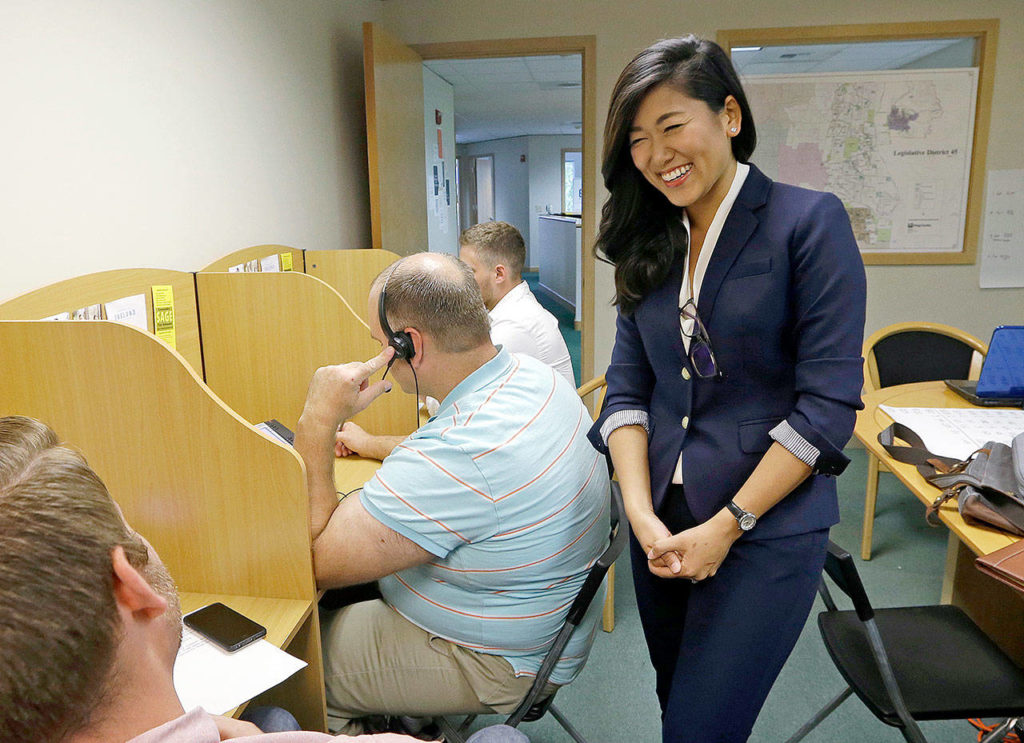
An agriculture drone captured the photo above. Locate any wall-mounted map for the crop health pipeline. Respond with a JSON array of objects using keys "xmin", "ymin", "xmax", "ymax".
[{"xmin": 744, "ymin": 68, "xmax": 978, "ymax": 253}]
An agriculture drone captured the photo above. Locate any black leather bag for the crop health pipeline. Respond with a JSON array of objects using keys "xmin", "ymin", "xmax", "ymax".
[{"xmin": 877, "ymin": 423, "xmax": 1024, "ymax": 536}]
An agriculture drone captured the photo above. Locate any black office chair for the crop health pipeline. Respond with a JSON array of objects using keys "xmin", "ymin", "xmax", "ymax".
[
  {"xmin": 785, "ymin": 541, "xmax": 1024, "ymax": 743},
  {"xmin": 436, "ymin": 481, "xmax": 628, "ymax": 743},
  {"xmin": 860, "ymin": 321, "xmax": 987, "ymax": 560}
]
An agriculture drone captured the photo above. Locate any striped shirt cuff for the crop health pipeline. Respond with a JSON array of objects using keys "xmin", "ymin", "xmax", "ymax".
[
  {"xmin": 600, "ymin": 409, "xmax": 650, "ymax": 445},
  {"xmin": 769, "ymin": 420, "xmax": 821, "ymax": 469}
]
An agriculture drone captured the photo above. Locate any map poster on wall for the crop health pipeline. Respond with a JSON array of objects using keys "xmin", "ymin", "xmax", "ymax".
[{"xmin": 743, "ymin": 68, "xmax": 978, "ymax": 254}]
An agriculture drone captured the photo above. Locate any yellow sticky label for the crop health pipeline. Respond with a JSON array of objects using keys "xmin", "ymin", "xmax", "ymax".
[
  {"xmin": 281, "ymin": 252, "xmax": 294, "ymax": 271},
  {"xmin": 151, "ymin": 285, "xmax": 176, "ymax": 349}
]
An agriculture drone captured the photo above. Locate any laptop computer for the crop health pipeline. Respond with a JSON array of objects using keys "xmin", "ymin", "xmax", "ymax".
[{"xmin": 945, "ymin": 325, "xmax": 1024, "ymax": 407}]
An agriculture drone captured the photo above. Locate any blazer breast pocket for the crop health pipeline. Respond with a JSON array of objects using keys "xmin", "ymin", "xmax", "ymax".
[{"xmin": 726, "ymin": 258, "xmax": 772, "ymax": 281}]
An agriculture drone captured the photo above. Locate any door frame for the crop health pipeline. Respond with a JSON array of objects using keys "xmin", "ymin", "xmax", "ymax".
[{"xmin": 411, "ymin": 36, "xmax": 597, "ymax": 383}]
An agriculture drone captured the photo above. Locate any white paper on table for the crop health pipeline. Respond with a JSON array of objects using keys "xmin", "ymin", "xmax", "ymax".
[
  {"xmin": 103, "ymin": 293, "xmax": 148, "ymax": 330},
  {"xmin": 41, "ymin": 311, "xmax": 70, "ymax": 321},
  {"xmin": 979, "ymin": 169, "xmax": 1024, "ymax": 289},
  {"xmin": 880, "ymin": 405, "xmax": 1024, "ymax": 460},
  {"xmin": 173, "ymin": 626, "xmax": 307, "ymax": 715},
  {"xmin": 260, "ymin": 254, "xmax": 281, "ymax": 273}
]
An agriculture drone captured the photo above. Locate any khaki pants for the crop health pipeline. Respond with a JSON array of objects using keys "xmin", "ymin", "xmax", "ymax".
[{"xmin": 321, "ymin": 600, "xmax": 556, "ymax": 735}]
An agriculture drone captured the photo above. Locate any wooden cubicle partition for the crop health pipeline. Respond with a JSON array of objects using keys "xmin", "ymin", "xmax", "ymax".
[
  {"xmin": 305, "ymin": 248, "xmax": 401, "ymax": 325},
  {"xmin": 201, "ymin": 244, "xmax": 306, "ymax": 273},
  {"xmin": 0, "ymin": 320, "xmax": 326, "ymax": 729},
  {"xmin": 0, "ymin": 269, "xmax": 204, "ymax": 375},
  {"xmin": 196, "ymin": 271, "xmax": 419, "ymax": 438}
]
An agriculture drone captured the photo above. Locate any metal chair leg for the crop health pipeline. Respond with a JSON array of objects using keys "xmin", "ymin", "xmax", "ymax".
[
  {"xmin": 548, "ymin": 703, "xmax": 589, "ymax": 743},
  {"xmin": 861, "ymin": 453, "xmax": 881, "ymax": 560},
  {"xmin": 978, "ymin": 718, "xmax": 1019, "ymax": 743},
  {"xmin": 783, "ymin": 687, "xmax": 853, "ymax": 743},
  {"xmin": 435, "ymin": 715, "xmax": 475, "ymax": 743}
]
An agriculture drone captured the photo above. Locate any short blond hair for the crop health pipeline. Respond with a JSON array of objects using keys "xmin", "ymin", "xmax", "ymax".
[
  {"xmin": 459, "ymin": 221, "xmax": 526, "ymax": 278},
  {"xmin": 0, "ymin": 416, "xmax": 150, "ymax": 743}
]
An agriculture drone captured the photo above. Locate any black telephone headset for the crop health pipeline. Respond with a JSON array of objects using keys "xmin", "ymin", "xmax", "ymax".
[{"xmin": 378, "ymin": 260, "xmax": 415, "ymax": 376}]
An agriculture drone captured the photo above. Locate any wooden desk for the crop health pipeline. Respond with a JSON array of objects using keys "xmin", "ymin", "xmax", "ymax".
[
  {"xmin": 179, "ymin": 594, "xmax": 316, "ymax": 719},
  {"xmin": 0, "ymin": 320, "xmax": 327, "ymax": 730},
  {"xmin": 856, "ymin": 381, "xmax": 1024, "ymax": 663}
]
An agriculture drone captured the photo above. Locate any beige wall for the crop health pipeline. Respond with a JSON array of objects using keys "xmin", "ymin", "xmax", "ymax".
[
  {"xmin": 1, "ymin": 0, "xmax": 382, "ymax": 302},
  {"xmin": 3, "ymin": 1, "xmax": 1019, "ymax": 374},
  {"xmin": 380, "ymin": 0, "xmax": 1024, "ymax": 372}
]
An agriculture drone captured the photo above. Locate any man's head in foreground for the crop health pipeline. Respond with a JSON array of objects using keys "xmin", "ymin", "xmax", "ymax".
[
  {"xmin": 0, "ymin": 415, "xmax": 182, "ymax": 743},
  {"xmin": 458, "ymin": 222, "xmax": 526, "ymax": 310}
]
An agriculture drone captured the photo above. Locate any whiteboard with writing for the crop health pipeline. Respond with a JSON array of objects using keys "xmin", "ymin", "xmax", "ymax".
[{"xmin": 980, "ymin": 169, "xmax": 1024, "ymax": 288}]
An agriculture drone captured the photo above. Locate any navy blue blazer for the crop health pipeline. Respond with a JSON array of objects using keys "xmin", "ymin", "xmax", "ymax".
[{"xmin": 589, "ymin": 165, "xmax": 867, "ymax": 540}]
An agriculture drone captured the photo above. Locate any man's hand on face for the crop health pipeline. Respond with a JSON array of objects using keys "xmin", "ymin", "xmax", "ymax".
[{"xmin": 299, "ymin": 346, "xmax": 395, "ymax": 434}]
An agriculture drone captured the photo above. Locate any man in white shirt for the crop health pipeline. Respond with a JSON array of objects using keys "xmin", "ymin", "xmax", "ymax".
[{"xmin": 459, "ymin": 222, "xmax": 575, "ymax": 386}]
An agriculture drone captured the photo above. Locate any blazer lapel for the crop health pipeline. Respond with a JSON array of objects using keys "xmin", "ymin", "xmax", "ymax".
[
  {"xmin": 697, "ymin": 165, "xmax": 771, "ymax": 324},
  {"xmin": 641, "ymin": 252, "xmax": 687, "ymax": 364}
]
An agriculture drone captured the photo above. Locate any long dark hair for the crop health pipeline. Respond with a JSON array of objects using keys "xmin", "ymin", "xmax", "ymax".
[{"xmin": 596, "ymin": 36, "xmax": 756, "ymax": 314}]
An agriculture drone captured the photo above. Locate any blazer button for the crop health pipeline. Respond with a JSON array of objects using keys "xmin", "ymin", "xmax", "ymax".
[
  {"xmin": 681, "ymin": 416, "xmax": 689, "ymax": 429},
  {"xmin": 681, "ymin": 367, "xmax": 691, "ymax": 380}
]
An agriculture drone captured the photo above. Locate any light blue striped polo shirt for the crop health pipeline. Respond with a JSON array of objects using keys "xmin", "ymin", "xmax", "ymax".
[{"xmin": 360, "ymin": 347, "xmax": 610, "ymax": 685}]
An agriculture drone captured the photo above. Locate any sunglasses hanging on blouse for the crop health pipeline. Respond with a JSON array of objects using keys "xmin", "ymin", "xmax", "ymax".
[{"xmin": 679, "ymin": 298, "xmax": 722, "ymax": 379}]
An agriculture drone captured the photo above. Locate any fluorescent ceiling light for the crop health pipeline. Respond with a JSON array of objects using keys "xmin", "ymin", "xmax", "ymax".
[{"xmin": 732, "ymin": 46, "xmax": 763, "ymax": 53}]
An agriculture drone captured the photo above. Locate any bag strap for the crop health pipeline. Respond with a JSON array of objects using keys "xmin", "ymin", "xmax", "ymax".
[{"xmin": 877, "ymin": 422, "xmax": 965, "ymax": 479}]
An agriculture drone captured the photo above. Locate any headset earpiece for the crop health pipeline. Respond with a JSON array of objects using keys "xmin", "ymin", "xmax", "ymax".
[{"xmin": 379, "ymin": 260, "xmax": 416, "ymax": 370}]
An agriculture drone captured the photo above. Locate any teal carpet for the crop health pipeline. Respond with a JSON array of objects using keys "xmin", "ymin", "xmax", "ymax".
[{"xmin": 451, "ymin": 447, "xmax": 995, "ymax": 742}]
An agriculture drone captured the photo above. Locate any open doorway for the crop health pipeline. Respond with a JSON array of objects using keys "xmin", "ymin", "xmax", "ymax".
[
  {"xmin": 422, "ymin": 53, "xmax": 584, "ymax": 384},
  {"xmin": 363, "ymin": 28, "xmax": 596, "ymax": 382}
]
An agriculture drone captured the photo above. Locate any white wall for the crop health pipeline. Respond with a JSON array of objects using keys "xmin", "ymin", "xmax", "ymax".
[
  {"xmin": 382, "ymin": 0, "xmax": 1024, "ymax": 377},
  {"xmin": 422, "ymin": 67, "xmax": 458, "ymax": 254},
  {"xmin": 527, "ymin": 135, "xmax": 582, "ymax": 269},
  {"xmin": 456, "ymin": 137, "xmax": 531, "ymax": 251},
  {"xmin": 0, "ymin": 0, "xmax": 382, "ymax": 302},
  {"xmin": 456, "ymin": 134, "xmax": 581, "ymax": 269},
  {"xmin": 4, "ymin": 1, "xmax": 1021, "ymax": 379}
]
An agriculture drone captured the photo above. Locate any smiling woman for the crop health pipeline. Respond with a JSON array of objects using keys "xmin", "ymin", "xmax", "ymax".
[{"xmin": 590, "ymin": 35, "xmax": 867, "ymax": 743}]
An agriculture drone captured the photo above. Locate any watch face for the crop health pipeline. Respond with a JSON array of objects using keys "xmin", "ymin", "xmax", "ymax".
[{"xmin": 739, "ymin": 513, "xmax": 757, "ymax": 531}]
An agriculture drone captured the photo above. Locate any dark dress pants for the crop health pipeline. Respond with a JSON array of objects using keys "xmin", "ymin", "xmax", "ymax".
[{"xmin": 631, "ymin": 485, "xmax": 828, "ymax": 743}]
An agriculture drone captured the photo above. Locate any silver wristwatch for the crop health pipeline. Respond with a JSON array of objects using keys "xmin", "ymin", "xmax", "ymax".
[{"xmin": 726, "ymin": 500, "xmax": 757, "ymax": 531}]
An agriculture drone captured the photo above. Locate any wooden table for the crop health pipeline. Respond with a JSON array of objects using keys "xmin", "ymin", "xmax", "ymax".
[
  {"xmin": 855, "ymin": 381, "xmax": 1024, "ymax": 663},
  {"xmin": 178, "ymin": 593, "xmax": 319, "ymax": 721}
]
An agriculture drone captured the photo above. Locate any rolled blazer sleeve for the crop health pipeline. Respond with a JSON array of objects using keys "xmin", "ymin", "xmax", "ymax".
[
  {"xmin": 777, "ymin": 192, "xmax": 866, "ymax": 476},
  {"xmin": 587, "ymin": 307, "xmax": 656, "ymax": 454}
]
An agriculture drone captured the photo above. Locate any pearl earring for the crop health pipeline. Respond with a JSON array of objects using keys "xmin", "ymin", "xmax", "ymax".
[{"xmin": 730, "ymin": 127, "xmax": 738, "ymax": 133}]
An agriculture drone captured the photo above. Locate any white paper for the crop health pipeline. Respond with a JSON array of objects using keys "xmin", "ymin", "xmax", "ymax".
[
  {"xmin": 72, "ymin": 304, "xmax": 102, "ymax": 320},
  {"xmin": 172, "ymin": 626, "xmax": 307, "ymax": 715},
  {"xmin": 260, "ymin": 254, "xmax": 281, "ymax": 273},
  {"xmin": 228, "ymin": 263, "xmax": 244, "ymax": 273},
  {"xmin": 880, "ymin": 405, "xmax": 1024, "ymax": 460},
  {"xmin": 980, "ymin": 169, "xmax": 1024, "ymax": 288},
  {"xmin": 103, "ymin": 293, "xmax": 148, "ymax": 330},
  {"xmin": 40, "ymin": 311, "xmax": 70, "ymax": 321}
]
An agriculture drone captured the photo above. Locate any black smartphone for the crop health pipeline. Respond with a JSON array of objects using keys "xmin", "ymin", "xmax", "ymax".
[{"xmin": 183, "ymin": 602, "xmax": 267, "ymax": 652}]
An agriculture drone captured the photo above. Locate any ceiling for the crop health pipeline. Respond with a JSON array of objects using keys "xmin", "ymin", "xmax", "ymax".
[
  {"xmin": 732, "ymin": 37, "xmax": 973, "ymax": 76},
  {"xmin": 423, "ymin": 54, "xmax": 582, "ymax": 144}
]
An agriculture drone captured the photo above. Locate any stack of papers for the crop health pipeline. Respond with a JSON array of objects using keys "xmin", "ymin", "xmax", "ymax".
[
  {"xmin": 880, "ymin": 406, "xmax": 1024, "ymax": 460},
  {"xmin": 173, "ymin": 627, "xmax": 307, "ymax": 715}
]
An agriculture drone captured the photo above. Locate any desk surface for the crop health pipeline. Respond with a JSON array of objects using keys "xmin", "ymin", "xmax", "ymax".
[
  {"xmin": 334, "ymin": 455, "xmax": 382, "ymax": 495},
  {"xmin": 855, "ymin": 381, "xmax": 1018, "ymax": 557},
  {"xmin": 180, "ymin": 593, "xmax": 314, "ymax": 649}
]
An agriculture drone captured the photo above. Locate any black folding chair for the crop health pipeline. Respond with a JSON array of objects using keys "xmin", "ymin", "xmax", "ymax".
[
  {"xmin": 786, "ymin": 541, "xmax": 1024, "ymax": 743},
  {"xmin": 436, "ymin": 481, "xmax": 628, "ymax": 743}
]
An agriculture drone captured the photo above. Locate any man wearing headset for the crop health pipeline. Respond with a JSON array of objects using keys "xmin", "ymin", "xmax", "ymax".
[{"xmin": 294, "ymin": 253, "xmax": 609, "ymax": 736}]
